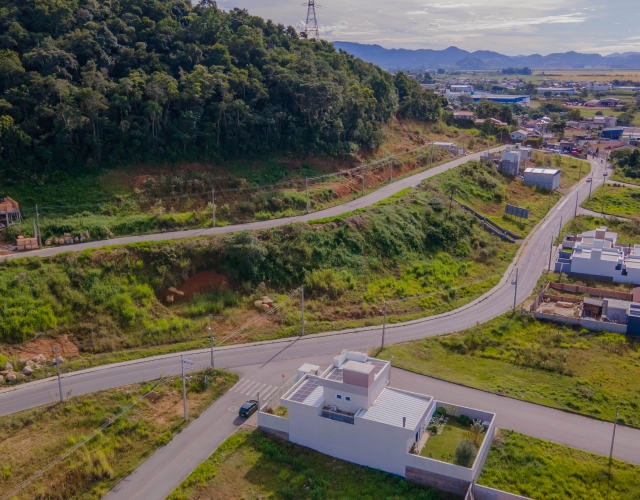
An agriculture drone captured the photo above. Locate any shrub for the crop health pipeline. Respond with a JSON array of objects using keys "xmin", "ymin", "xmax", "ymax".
[
  {"xmin": 435, "ymin": 406, "xmax": 447, "ymax": 417},
  {"xmin": 454, "ymin": 438, "xmax": 478, "ymax": 467},
  {"xmin": 458, "ymin": 415, "xmax": 472, "ymax": 427},
  {"xmin": 304, "ymin": 269, "xmax": 355, "ymax": 299},
  {"xmin": 428, "ymin": 424, "xmax": 438, "ymax": 435}
]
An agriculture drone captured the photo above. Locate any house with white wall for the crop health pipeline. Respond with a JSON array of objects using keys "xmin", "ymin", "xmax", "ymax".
[
  {"xmin": 258, "ymin": 351, "xmax": 496, "ymax": 496},
  {"xmin": 555, "ymin": 227, "xmax": 640, "ymax": 284}
]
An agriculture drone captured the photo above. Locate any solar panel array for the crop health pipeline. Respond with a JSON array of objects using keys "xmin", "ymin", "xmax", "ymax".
[
  {"xmin": 288, "ymin": 379, "xmax": 320, "ymax": 403},
  {"xmin": 325, "ymin": 368, "xmax": 344, "ymax": 382}
]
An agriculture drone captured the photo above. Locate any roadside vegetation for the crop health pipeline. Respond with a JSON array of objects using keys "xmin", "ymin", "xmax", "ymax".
[
  {"xmin": 167, "ymin": 428, "xmax": 455, "ymax": 500},
  {"xmin": 479, "ymin": 430, "xmax": 640, "ymax": 500},
  {"xmin": 0, "ymin": 369, "xmax": 237, "ymax": 500},
  {"xmin": 378, "ymin": 313, "xmax": 640, "ymax": 427},
  {"xmin": 610, "ymin": 148, "xmax": 640, "ymax": 185},
  {"xmin": 581, "ymin": 184, "xmax": 640, "ymax": 221},
  {"xmin": 434, "ymin": 153, "xmax": 586, "ymax": 237},
  {"xmin": 2, "ymin": 118, "xmax": 486, "ymax": 245},
  {"xmin": 0, "ymin": 168, "xmax": 524, "ymax": 382}
]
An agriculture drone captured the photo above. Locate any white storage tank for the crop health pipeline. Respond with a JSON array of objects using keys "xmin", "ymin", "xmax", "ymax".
[{"xmin": 524, "ymin": 167, "xmax": 560, "ymax": 190}]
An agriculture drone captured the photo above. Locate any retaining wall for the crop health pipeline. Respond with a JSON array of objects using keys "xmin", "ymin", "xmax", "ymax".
[{"xmin": 532, "ymin": 312, "xmax": 628, "ymax": 333}]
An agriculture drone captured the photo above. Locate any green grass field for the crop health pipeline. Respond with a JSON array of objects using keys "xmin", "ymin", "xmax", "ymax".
[
  {"xmin": 167, "ymin": 428, "xmax": 457, "ymax": 500},
  {"xmin": 479, "ymin": 430, "xmax": 640, "ymax": 500},
  {"xmin": 581, "ymin": 184, "xmax": 640, "ymax": 220},
  {"xmin": 377, "ymin": 313, "xmax": 640, "ymax": 427},
  {"xmin": 0, "ymin": 369, "xmax": 237, "ymax": 499},
  {"xmin": 420, "ymin": 418, "xmax": 471, "ymax": 464}
]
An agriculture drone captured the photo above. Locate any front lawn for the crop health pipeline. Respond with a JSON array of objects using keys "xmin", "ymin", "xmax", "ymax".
[
  {"xmin": 581, "ymin": 184, "xmax": 640, "ymax": 221},
  {"xmin": 479, "ymin": 430, "xmax": 640, "ymax": 500},
  {"xmin": 377, "ymin": 313, "xmax": 640, "ymax": 427},
  {"xmin": 167, "ymin": 429, "xmax": 457, "ymax": 500},
  {"xmin": 0, "ymin": 368, "xmax": 237, "ymax": 499},
  {"xmin": 420, "ymin": 418, "xmax": 471, "ymax": 463}
]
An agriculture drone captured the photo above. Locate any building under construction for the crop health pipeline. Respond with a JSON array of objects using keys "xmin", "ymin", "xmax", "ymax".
[{"xmin": 0, "ymin": 197, "xmax": 20, "ymax": 229}]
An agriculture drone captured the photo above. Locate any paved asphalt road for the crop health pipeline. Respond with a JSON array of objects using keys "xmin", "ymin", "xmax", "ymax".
[
  {"xmin": 0, "ymin": 147, "xmax": 505, "ymax": 262},
  {"xmin": 3, "ymin": 153, "xmax": 630, "ymax": 499}
]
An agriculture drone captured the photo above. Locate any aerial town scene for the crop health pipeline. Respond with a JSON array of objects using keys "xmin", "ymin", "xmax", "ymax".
[{"xmin": 1, "ymin": 0, "xmax": 640, "ymax": 499}]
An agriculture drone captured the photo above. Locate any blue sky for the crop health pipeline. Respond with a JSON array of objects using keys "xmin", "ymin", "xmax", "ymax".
[{"xmin": 216, "ymin": 0, "xmax": 640, "ymax": 55}]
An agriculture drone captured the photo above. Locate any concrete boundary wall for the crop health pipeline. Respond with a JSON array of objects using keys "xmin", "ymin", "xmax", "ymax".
[
  {"xmin": 257, "ymin": 412, "xmax": 289, "ymax": 434},
  {"xmin": 470, "ymin": 484, "xmax": 533, "ymax": 500},
  {"xmin": 533, "ymin": 312, "xmax": 628, "ymax": 333}
]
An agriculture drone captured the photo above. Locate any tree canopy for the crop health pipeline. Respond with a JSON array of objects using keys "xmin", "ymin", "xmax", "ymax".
[{"xmin": 0, "ymin": 0, "xmax": 444, "ymax": 178}]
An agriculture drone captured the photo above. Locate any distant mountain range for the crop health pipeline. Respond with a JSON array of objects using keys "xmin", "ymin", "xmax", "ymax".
[{"xmin": 332, "ymin": 42, "xmax": 640, "ymax": 71}]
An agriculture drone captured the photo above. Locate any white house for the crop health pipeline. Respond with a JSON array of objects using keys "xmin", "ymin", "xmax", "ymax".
[
  {"xmin": 258, "ymin": 351, "xmax": 497, "ymax": 496},
  {"xmin": 558, "ymin": 227, "xmax": 640, "ymax": 284},
  {"xmin": 510, "ymin": 130, "xmax": 529, "ymax": 141},
  {"xmin": 524, "ymin": 168, "xmax": 560, "ymax": 190}
]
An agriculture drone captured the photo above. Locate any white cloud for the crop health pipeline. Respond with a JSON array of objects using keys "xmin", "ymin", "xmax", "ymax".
[{"xmin": 430, "ymin": 3, "xmax": 472, "ymax": 8}]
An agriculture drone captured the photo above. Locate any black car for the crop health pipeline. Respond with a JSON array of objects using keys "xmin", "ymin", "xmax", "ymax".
[{"xmin": 239, "ymin": 400, "xmax": 258, "ymax": 417}]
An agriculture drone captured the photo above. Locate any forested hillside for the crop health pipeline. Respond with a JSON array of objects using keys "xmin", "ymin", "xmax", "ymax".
[{"xmin": 0, "ymin": 0, "xmax": 443, "ymax": 177}]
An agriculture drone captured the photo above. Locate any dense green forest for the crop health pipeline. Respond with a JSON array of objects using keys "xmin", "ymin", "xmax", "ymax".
[{"xmin": 0, "ymin": 0, "xmax": 443, "ymax": 178}]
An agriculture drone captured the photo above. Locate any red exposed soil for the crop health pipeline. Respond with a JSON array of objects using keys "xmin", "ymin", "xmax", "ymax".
[
  {"xmin": 9, "ymin": 334, "xmax": 79, "ymax": 359},
  {"xmin": 174, "ymin": 270, "xmax": 229, "ymax": 300}
]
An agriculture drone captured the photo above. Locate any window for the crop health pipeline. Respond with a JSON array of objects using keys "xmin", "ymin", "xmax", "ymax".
[
  {"xmin": 345, "ymin": 396, "xmax": 351, "ymax": 402},
  {"xmin": 336, "ymin": 394, "xmax": 342, "ymax": 400}
]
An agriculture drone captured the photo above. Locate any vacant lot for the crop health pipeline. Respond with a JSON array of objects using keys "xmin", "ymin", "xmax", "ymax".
[
  {"xmin": 0, "ymin": 369, "xmax": 237, "ymax": 499},
  {"xmin": 432, "ymin": 153, "xmax": 585, "ymax": 236},
  {"xmin": 479, "ymin": 430, "xmax": 640, "ymax": 500},
  {"xmin": 0, "ymin": 176, "xmax": 518, "ymax": 384},
  {"xmin": 167, "ymin": 428, "xmax": 456, "ymax": 500},
  {"xmin": 582, "ymin": 184, "xmax": 640, "ymax": 220},
  {"xmin": 380, "ymin": 313, "xmax": 640, "ymax": 426}
]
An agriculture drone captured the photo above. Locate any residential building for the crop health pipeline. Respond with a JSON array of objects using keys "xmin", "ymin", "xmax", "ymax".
[
  {"xmin": 453, "ymin": 110, "xmax": 474, "ymax": 121},
  {"xmin": 601, "ymin": 128, "xmax": 624, "ymax": 140},
  {"xmin": 599, "ymin": 98, "xmax": 621, "ymax": 107},
  {"xmin": 556, "ymin": 227, "xmax": 640, "ymax": 285},
  {"xmin": 538, "ymin": 87, "xmax": 577, "ymax": 95},
  {"xmin": 450, "ymin": 84, "xmax": 473, "ymax": 94},
  {"xmin": 499, "ymin": 147, "xmax": 522, "ymax": 176},
  {"xmin": 0, "ymin": 197, "xmax": 20, "ymax": 228},
  {"xmin": 258, "ymin": 351, "xmax": 497, "ymax": 496},
  {"xmin": 523, "ymin": 168, "xmax": 560, "ymax": 190},
  {"xmin": 510, "ymin": 129, "xmax": 539, "ymax": 141}
]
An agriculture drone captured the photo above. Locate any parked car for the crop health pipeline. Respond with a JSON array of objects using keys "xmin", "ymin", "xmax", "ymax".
[
  {"xmin": 239, "ymin": 400, "xmax": 258, "ymax": 417},
  {"xmin": 586, "ymin": 178, "xmax": 592, "ymax": 183}
]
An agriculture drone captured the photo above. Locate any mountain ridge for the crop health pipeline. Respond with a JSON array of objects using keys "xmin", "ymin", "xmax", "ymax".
[{"xmin": 333, "ymin": 42, "xmax": 640, "ymax": 70}]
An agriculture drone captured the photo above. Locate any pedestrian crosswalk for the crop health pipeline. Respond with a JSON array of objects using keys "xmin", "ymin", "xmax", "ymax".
[{"xmin": 230, "ymin": 379, "xmax": 276, "ymax": 398}]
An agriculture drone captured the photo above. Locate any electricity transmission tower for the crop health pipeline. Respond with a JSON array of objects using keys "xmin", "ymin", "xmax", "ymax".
[{"xmin": 304, "ymin": 0, "xmax": 319, "ymax": 40}]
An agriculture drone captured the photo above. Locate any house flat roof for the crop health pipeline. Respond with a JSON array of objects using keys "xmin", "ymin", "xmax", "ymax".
[
  {"xmin": 606, "ymin": 298, "xmax": 631, "ymax": 310},
  {"xmin": 357, "ymin": 388, "xmax": 432, "ymax": 430},
  {"xmin": 343, "ymin": 360, "xmax": 375, "ymax": 375},
  {"xmin": 524, "ymin": 168, "xmax": 560, "ymax": 175}
]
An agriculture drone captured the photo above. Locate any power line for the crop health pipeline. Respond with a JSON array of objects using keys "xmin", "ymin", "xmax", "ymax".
[{"xmin": 304, "ymin": 1, "xmax": 319, "ymax": 40}]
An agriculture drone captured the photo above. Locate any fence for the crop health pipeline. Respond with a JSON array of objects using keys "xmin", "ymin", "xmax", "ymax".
[
  {"xmin": 466, "ymin": 484, "xmax": 533, "ymax": 500},
  {"xmin": 547, "ymin": 282, "xmax": 634, "ymax": 301},
  {"xmin": 452, "ymin": 199, "xmax": 522, "ymax": 242}
]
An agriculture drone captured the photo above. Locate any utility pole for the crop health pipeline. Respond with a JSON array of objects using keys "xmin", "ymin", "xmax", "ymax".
[
  {"xmin": 548, "ymin": 236, "xmax": 554, "ymax": 272},
  {"xmin": 181, "ymin": 356, "xmax": 194, "ymax": 422},
  {"xmin": 512, "ymin": 267, "xmax": 519, "ymax": 312},
  {"xmin": 301, "ymin": 286, "xmax": 305, "ymax": 336},
  {"xmin": 53, "ymin": 346, "xmax": 63, "ymax": 403},
  {"xmin": 574, "ymin": 192, "xmax": 579, "ymax": 217},
  {"xmin": 602, "ymin": 172, "xmax": 607, "ymax": 216},
  {"xmin": 381, "ymin": 301, "xmax": 387, "ymax": 350},
  {"xmin": 209, "ymin": 314, "xmax": 215, "ymax": 368},
  {"xmin": 305, "ymin": 178, "xmax": 309, "ymax": 214},
  {"xmin": 304, "ymin": 0, "xmax": 319, "ymax": 40},
  {"xmin": 389, "ymin": 163, "xmax": 393, "ymax": 182},
  {"xmin": 361, "ymin": 167, "xmax": 366, "ymax": 196},
  {"xmin": 588, "ymin": 176, "xmax": 593, "ymax": 200},
  {"xmin": 211, "ymin": 189, "xmax": 215, "ymax": 227},
  {"xmin": 609, "ymin": 407, "xmax": 619, "ymax": 475},
  {"xmin": 35, "ymin": 205, "xmax": 42, "ymax": 247},
  {"xmin": 430, "ymin": 142, "xmax": 435, "ymax": 169},
  {"xmin": 558, "ymin": 215, "xmax": 562, "ymax": 240}
]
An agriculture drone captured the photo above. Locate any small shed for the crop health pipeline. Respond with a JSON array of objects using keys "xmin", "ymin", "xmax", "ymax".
[
  {"xmin": 582, "ymin": 297, "xmax": 603, "ymax": 319},
  {"xmin": 524, "ymin": 168, "xmax": 561, "ymax": 190},
  {"xmin": 627, "ymin": 303, "xmax": 640, "ymax": 337}
]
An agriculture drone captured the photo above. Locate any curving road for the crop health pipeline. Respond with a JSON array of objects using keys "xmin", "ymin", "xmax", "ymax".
[
  {"xmin": 0, "ymin": 148, "xmax": 504, "ymax": 262},
  {"xmin": 4, "ymin": 153, "xmax": 634, "ymax": 499}
]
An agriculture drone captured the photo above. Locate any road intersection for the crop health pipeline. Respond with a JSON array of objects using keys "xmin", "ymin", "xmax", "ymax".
[{"xmin": 3, "ymin": 151, "xmax": 633, "ymax": 499}]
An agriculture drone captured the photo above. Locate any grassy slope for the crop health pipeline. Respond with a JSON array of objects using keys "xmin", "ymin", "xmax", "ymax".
[
  {"xmin": 167, "ymin": 428, "xmax": 456, "ymax": 500},
  {"xmin": 3, "ymin": 119, "xmax": 482, "ymax": 243},
  {"xmin": 582, "ymin": 184, "xmax": 640, "ymax": 220},
  {"xmin": 0, "ymin": 369, "xmax": 237, "ymax": 499},
  {"xmin": 434, "ymin": 153, "xmax": 585, "ymax": 237},
  {"xmin": 0, "ymin": 166, "xmax": 522, "ymax": 382},
  {"xmin": 378, "ymin": 313, "xmax": 640, "ymax": 427},
  {"xmin": 479, "ymin": 430, "xmax": 640, "ymax": 500}
]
